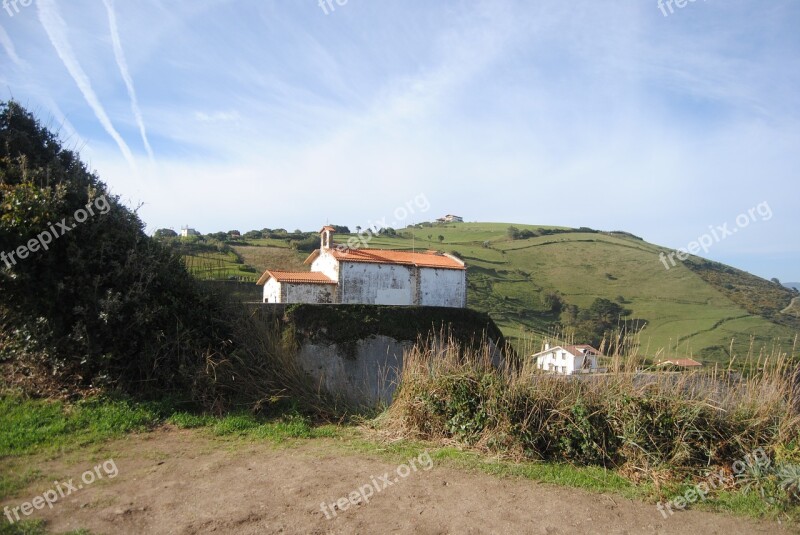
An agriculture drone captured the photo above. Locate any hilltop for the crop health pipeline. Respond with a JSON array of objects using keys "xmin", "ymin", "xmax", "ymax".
[{"xmin": 172, "ymin": 222, "xmax": 799, "ymax": 364}]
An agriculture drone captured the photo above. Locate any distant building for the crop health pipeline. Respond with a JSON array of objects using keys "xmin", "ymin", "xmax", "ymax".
[
  {"xmin": 532, "ymin": 343, "xmax": 605, "ymax": 375},
  {"xmin": 257, "ymin": 226, "xmax": 467, "ymax": 307},
  {"xmin": 656, "ymin": 358, "xmax": 703, "ymax": 369},
  {"xmin": 436, "ymin": 214, "xmax": 463, "ymax": 223},
  {"xmin": 180, "ymin": 226, "xmax": 200, "ymax": 237}
]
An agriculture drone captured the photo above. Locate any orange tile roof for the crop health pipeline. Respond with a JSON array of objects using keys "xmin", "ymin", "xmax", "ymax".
[
  {"xmin": 256, "ymin": 270, "xmax": 336, "ymax": 286},
  {"xmin": 327, "ymin": 248, "xmax": 465, "ymax": 270}
]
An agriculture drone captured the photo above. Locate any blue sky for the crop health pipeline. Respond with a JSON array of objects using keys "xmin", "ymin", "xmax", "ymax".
[{"xmin": 1, "ymin": 0, "xmax": 798, "ymax": 282}]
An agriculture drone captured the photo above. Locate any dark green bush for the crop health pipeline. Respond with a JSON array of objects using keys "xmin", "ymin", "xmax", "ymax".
[{"xmin": 0, "ymin": 101, "xmax": 231, "ymax": 399}]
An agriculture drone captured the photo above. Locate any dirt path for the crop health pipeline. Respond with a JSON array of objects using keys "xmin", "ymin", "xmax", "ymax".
[
  {"xmin": 1, "ymin": 427, "xmax": 794, "ymax": 534},
  {"xmin": 781, "ymin": 296, "xmax": 800, "ymax": 315}
]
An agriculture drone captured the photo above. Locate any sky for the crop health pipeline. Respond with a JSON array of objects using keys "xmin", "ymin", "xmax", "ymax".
[{"xmin": 1, "ymin": 0, "xmax": 798, "ymax": 282}]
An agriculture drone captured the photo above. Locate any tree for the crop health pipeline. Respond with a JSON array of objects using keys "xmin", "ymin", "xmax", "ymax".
[
  {"xmin": 154, "ymin": 228, "xmax": 177, "ymax": 239},
  {"xmin": 507, "ymin": 226, "xmax": 521, "ymax": 240},
  {"xmin": 438, "ymin": 235, "xmax": 445, "ymax": 244},
  {"xmin": 293, "ymin": 235, "xmax": 319, "ymax": 252},
  {"xmin": 244, "ymin": 230, "xmax": 263, "ymax": 240},
  {"xmin": 0, "ymin": 100, "xmax": 232, "ymax": 396},
  {"xmin": 559, "ymin": 298, "xmax": 631, "ymax": 346},
  {"xmin": 542, "ymin": 291, "xmax": 564, "ymax": 314},
  {"xmin": 560, "ymin": 304, "xmax": 579, "ymax": 326}
]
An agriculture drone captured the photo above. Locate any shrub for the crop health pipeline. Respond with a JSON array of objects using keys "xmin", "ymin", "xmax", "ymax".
[
  {"xmin": 0, "ymin": 101, "xmax": 329, "ymax": 414},
  {"xmin": 386, "ymin": 336, "xmax": 800, "ymax": 478}
]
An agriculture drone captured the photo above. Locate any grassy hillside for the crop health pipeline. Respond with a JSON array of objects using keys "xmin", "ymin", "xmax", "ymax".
[{"xmin": 178, "ymin": 222, "xmax": 797, "ymax": 365}]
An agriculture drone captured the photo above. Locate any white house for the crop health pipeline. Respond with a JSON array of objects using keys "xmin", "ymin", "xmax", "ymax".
[
  {"xmin": 257, "ymin": 226, "xmax": 467, "ymax": 307},
  {"xmin": 180, "ymin": 226, "xmax": 200, "ymax": 237},
  {"xmin": 436, "ymin": 214, "xmax": 464, "ymax": 223},
  {"xmin": 260, "ymin": 270, "xmax": 337, "ymax": 304},
  {"xmin": 532, "ymin": 343, "xmax": 604, "ymax": 375}
]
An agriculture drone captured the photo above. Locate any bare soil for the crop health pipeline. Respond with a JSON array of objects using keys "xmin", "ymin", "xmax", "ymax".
[{"xmin": 2, "ymin": 427, "xmax": 795, "ymax": 534}]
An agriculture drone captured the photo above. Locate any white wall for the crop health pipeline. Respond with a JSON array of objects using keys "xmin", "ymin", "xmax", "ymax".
[
  {"xmin": 311, "ymin": 250, "xmax": 339, "ymax": 281},
  {"xmin": 310, "ymin": 252, "xmax": 466, "ymax": 307},
  {"xmin": 263, "ymin": 278, "xmax": 281, "ymax": 303},
  {"xmin": 284, "ymin": 282, "xmax": 336, "ymax": 304},
  {"xmin": 339, "ymin": 262, "xmax": 414, "ymax": 305},
  {"xmin": 419, "ymin": 267, "xmax": 467, "ymax": 308},
  {"xmin": 263, "ymin": 279, "xmax": 335, "ymax": 303},
  {"xmin": 536, "ymin": 348, "xmax": 577, "ymax": 375}
]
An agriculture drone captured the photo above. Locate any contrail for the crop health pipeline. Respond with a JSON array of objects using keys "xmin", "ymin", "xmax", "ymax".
[
  {"xmin": 36, "ymin": 0, "xmax": 136, "ymax": 169},
  {"xmin": 0, "ymin": 23, "xmax": 24, "ymax": 67},
  {"xmin": 1, "ymin": 23, "xmax": 86, "ymax": 150},
  {"xmin": 102, "ymin": 0, "xmax": 154, "ymax": 163}
]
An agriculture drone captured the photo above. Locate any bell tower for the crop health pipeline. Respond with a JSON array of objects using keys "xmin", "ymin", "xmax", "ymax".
[{"xmin": 320, "ymin": 225, "xmax": 336, "ymax": 249}]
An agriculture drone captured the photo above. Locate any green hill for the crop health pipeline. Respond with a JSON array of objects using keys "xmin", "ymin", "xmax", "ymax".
[{"xmin": 180, "ymin": 222, "xmax": 798, "ymax": 364}]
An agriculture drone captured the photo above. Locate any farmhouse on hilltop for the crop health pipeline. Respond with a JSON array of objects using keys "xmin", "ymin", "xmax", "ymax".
[
  {"xmin": 257, "ymin": 226, "xmax": 467, "ymax": 307},
  {"xmin": 532, "ymin": 343, "xmax": 605, "ymax": 375}
]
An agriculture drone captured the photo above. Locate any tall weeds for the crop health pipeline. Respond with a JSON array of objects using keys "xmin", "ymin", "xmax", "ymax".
[
  {"xmin": 385, "ymin": 335, "xmax": 800, "ymax": 481},
  {"xmin": 192, "ymin": 303, "xmax": 340, "ymax": 417}
]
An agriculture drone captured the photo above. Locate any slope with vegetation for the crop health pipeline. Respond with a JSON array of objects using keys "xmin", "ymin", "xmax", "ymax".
[{"xmin": 189, "ymin": 222, "xmax": 798, "ymax": 365}]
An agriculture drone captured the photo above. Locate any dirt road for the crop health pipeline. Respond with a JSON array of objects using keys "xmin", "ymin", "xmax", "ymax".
[{"xmin": 2, "ymin": 427, "xmax": 794, "ymax": 534}]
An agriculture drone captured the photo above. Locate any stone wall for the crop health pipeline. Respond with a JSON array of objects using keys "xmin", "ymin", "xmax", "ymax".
[{"xmin": 248, "ymin": 304, "xmax": 507, "ymax": 407}]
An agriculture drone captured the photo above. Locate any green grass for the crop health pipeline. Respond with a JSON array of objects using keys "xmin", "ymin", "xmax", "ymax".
[
  {"xmin": 0, "ymin": 519, "xmax": 91, "ymax": 535},
  {"xmin": 167, "ymin": 410, "xmax": 340, "ymax": 442},
  {"xmin": 208, "ymin": 412, "xmax": 338, "ymax": 441},
  {"xmin": 184, "ymin": 250, "xmax": 257, "ymax": 281},
  {"xmin": 434, "ymin": 447, "xmax": 641, "ymax": 495},
  {"xmin": 0, "ymin": 469, "xmax": 42, "ymax": 505},
  {"xmin": 0, "ymin": 521, "xmax": 46, "ymax": 535},
  {"xmin": 0, "ymin": 396, "xmax": 165, "ymax": 457},
  {"xmin": 0, "ymin": 395, "xmax": 339, "ymax": 462}
]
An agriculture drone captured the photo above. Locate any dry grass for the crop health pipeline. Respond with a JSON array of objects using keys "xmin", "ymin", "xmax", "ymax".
[
  {"xmin": 191, "ymin": 303, "xmax": 345, "ymax": 417},
  {"xmin": 383, "ymin": 333, "xmax": 800, "ymax": 484},
  {"xmin": 233, "ymin": 245, "xmax": 307, "ymax": 273}
]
